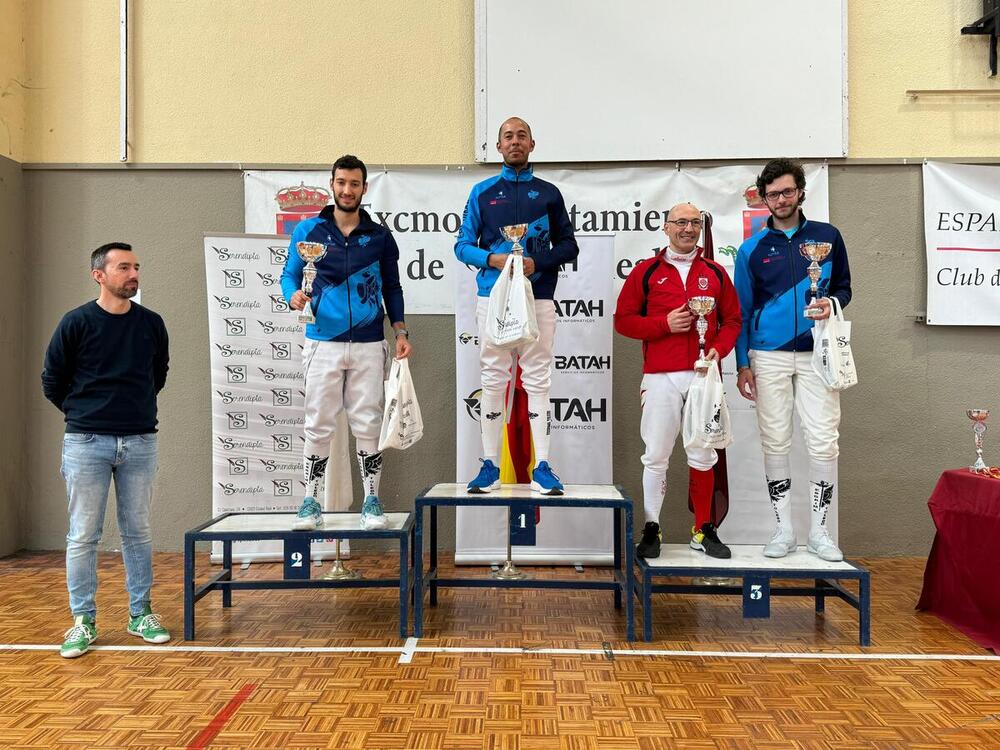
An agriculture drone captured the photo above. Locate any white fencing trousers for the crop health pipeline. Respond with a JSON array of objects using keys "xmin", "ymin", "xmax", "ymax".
[
  {"xmin": 302, "ymin": 339, "xmax": 387, "ymax": 458},
  {"xmin": 476, "ymin": 297, "xmax": 556, "ymax": 461},
  {"xmin": 750, "ymin": 349, "xmax": 840, "ymax": 461},
  {"xmin": 639, "ymin": 371, "xmax": 717, "ymax": 523}
]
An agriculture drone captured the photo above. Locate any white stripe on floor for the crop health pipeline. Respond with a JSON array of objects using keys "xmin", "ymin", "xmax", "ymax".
[
  {"xmin": 398, "ymin": 636, "xmax": 418, "ymax": 664},
  {"xmin": 1, "ymin": 643, "xmax": 998, "ymax": 662}
]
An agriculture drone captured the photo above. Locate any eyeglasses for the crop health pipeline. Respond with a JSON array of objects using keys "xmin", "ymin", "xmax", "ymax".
[
  {"xmin": 764, "ymin": 187, "xmax": 800, "ymax": 202},
  {"xmin": 665, "ymin": 219, "xmax": 703, "ymax": 229}
]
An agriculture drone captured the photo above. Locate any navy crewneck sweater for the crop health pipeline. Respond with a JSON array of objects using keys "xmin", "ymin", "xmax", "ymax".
[{"xmin": 42, "ymin": 301, "xmax": 169, "ymax": 434}]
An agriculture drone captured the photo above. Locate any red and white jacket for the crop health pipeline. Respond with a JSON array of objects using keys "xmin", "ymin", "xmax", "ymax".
[{"xmin": 614, "ymin": 249, "xmax": 742, "ymax": 374}]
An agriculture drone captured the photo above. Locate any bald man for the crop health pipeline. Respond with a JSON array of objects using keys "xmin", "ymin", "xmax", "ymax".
[
  {"xmin": 614, "ymin": 203, "xmax": 742, "ymax": 559},
  {"xmin": 455, "ymin": 117, "xmax": 579, "ymax": 495}
]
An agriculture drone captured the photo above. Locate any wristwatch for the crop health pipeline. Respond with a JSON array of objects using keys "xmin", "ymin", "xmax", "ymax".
[{"xmin": 395, "ymin": 328, "xmax": 410, "ymax": 339}]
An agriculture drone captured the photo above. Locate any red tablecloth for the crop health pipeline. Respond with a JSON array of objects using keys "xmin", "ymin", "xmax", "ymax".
[{"xmin": 917, "ymin": 469, "xmax": 1000, "ymax": 651}]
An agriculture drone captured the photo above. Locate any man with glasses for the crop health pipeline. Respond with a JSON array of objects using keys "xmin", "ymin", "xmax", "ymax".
[
  {"xmin": 733, "ymin": 159, "xmax": 852, "ymax": 561},
  {"xmin": 615, "ymin": 203, "xmax": 742, "ymax": 559}
]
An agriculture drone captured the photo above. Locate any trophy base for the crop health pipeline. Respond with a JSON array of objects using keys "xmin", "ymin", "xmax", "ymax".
[
  {"xmin": 694, "ymin": 358, "xmax": 714, "ymax": 371},
  {"xmin": 323, "ymin": 560, "xmax": 362, "ymax": 581},
  {"xmin": 803, "ymin": 308, "xmax": 821, "ymax": 319},
  {"xmin": 297, "ymin": 313, "xmax": 316, "ymax": 325},
  {"xmin": 970, "ymin": 458, "xmax": 989, "ymax": 473},
  {"xmin": 492, "ymin": 560, "xmax": 529, "ymax": 581}
]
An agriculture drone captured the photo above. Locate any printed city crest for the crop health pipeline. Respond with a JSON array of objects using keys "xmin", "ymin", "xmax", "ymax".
[
  {"xmin": 358, "ymin": 234, "xmax": 371, "ymax": 247},
  {"xmin": 698, "ymin": 276, "xmax": 709, "ymax": 290},
  {"xmin": 527, "ymin": 190, "xmax": 540, "ymax": 200}
]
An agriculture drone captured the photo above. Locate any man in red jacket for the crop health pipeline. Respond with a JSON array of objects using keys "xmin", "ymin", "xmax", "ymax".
[{"xmin": 615, "ymin": 203, "xmax": 742, "ymax": 559}]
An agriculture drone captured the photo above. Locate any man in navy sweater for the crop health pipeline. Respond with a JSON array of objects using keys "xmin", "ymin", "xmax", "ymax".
[
  {"xmin": 42, "ymin": 242, "xmax": 171, "ymax": 658},
  {"xmin": 733, "ymin": 159, "xmax": 853, "ymax": 562},
  {"xmin": 455, "ymin": 117, "xmax": 579, "ymax": 495}
]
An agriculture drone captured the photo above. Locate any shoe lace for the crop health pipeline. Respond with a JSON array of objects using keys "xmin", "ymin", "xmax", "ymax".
[
  {"xmin": 64, "ymin": 622, "xmax": 92, "ymax": 641},
  {"xmin": 136, "ymin": 612, "xmax": 163, "ymax": 632},
  {"xmin": 538, "ymin": 463, "xmax": 560, "ymax": 481},
  {"xmin": 701, "ymin": 524, "xmax": 722, "ymax": 544},
  {"xmin": 811, "ymin": 528, "xmax": 836, "ymax": 546}
]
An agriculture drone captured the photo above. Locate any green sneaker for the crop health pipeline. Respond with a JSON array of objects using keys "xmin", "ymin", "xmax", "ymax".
[
  {"xmin": 60, "ymin": 614, "xmax": 97, "ymax": 658},
  {"xmin": 127, "ymin": 605, "xmax": 171, "ymax": 644}
]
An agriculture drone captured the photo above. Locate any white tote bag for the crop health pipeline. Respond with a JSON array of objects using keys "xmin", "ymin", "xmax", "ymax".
[
  {"xmin": 682, "ymin": 365, "xmax": 733, "ymax": 450},
  {"xmin": 378, "ymin": 358, "xmax": 424, "ymax": 451},
  {"xmin": 811, "ymin": 297, "xmax": 858, "ymax": 391},
  {"xmin": 485, "ymin": 254, "xmax": 539, "ymax": 349}
]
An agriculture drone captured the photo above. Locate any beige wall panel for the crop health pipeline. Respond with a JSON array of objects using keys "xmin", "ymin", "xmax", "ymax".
[
  {"xmin": 0, "ymin": 155, "xmax": 25, "ymax": 556},
  {"xmin": 850, "ymin": 1, "xmax": 1000, "ymax": 157},
  {"xmin": 21, "ymin": 0, "xmax": 474, "ymax": 164},
  {"xmin": 20, "ymin": 164, "xmax": 997, "ymax": 556},
  {"xmin": 0, "ymin": 0, "xmax": 27, "ymax": 162}
]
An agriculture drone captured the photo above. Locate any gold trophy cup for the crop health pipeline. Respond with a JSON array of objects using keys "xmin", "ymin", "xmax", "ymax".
[
  {"xmin": 799, "ymin": 240, "xmax": 833, "ymax": 318},
  {"xmin": 296, "ymin": 241, "xmax": 327, "ymax": 324},
  {"xmin": 688, "ymin": 295, "xmax": 717, "ymax": 370}
]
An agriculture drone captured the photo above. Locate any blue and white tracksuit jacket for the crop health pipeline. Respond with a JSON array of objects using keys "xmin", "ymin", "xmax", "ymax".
[
  {"xmin": 733, "ymin": 214, "xmax": 852, "ymax": 369},
  {"xmin": 280, "ymin": 206, "xmax": 405, "ymax": 342},
  {"xmin": 454, "ymin": 164, "xmax": 579, "ymax": 298}
]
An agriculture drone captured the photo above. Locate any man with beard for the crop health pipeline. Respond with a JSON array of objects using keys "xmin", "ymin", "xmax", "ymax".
[
  {"xmin": 734, "ymin": 159, "xmax": 852, "ymax": 562},
  {"xmin": 455, "ymin": 116, "xmax": 579, "ymax": 495},
  {"xmin": 282, "ymin": 154, "xmax": 412, "ymax": 532},
  {"xmin": 615, "ymin": 203, "xmax": 742, "ymax": 559},
  {"xmin": 42, "ymin": 242, "xmax": 171, "ymax": 657}
]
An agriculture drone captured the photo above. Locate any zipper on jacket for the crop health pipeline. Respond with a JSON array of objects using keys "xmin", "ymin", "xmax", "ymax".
[
  {"xmin": 753, "ymin": 307, "xmax": 763, "ymax": 332},
  {"xmin": 786, "ymin": 237, "xmax": 798, "ymax": 351},
  {"xmin": 344, "ymin": 237, "xmax": 354, "ymax": 342}
]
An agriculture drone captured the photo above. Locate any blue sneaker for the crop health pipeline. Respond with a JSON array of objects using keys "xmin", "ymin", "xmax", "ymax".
[
  {"xmin": 531, "ymin": 461, "xmax": 564, "ymax": 495},
  {"xmin": 361, "ymin": 495, "xmax": 389, "ymax": 530},
  {"xmin": 467, "ymin": 459, "xmax": 501, "ymax": 494},
  {"xmin": 292, "ymin": 497, "xmax": 324, "ymax": 531}
]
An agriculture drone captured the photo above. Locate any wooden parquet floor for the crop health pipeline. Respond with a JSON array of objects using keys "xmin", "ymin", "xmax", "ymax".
[{"xmin": 1, "ymin": 551, "xmax": 999, "ymax": 749}]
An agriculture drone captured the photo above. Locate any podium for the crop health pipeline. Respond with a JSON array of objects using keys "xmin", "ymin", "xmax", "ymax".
[
  {"xmin": 413, "ymin": 484, "xmax": 635, "ymax": 641},
  {"xmin": 636, "ymin": 544, "xmax": 871, "ymax": 644},
  {"xmin": 183, "ymin": 511, "xmax": 414, "ymax": 639}
]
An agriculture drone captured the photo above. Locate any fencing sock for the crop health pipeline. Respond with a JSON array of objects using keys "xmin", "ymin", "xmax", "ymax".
[
  {"xmin": 527, "ymin": 393, "xmax": 551, "ymax": 463},
  {"xmin": 303, "ymin": 453, "xmax": 329, "ymax": 501},
  {"xmin": 356, "ymin": 443, "xmax": 384, "ymax": 498},
  {"xmin": 688, "ymin": 467, "xmax": 714, "ymax": 530},
  {"xmin": 480, "ymin": 388, "xmax": 506, "ymax": 464},
  {"xmin": 642, "ymin": 468, "xmax": 666, "ymax": 525},
  {"xmin": 764, "ymin": 453, "xmax": 792, "ymax": 529},
  {"xmin": 809, "ymin": 458, "xmax": 837, "ymax": 535}
]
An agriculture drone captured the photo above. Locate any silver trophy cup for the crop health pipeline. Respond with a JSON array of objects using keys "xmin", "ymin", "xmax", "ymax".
[
  {"xmin": 688, "ymin": 295, "xmax": 717, "ymax": 370},
  {"xmin": 296, "ymin": 241, "xmax": 327, "ymax": 324},
  {"xmin": 967, "ymin": 409, "xmax": 990, "ymax": 473}
]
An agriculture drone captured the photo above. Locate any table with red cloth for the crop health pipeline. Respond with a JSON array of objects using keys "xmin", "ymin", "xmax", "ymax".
[{"xmin": 917, "ymin": 469, "xmax": 1000, "ymax": 651}]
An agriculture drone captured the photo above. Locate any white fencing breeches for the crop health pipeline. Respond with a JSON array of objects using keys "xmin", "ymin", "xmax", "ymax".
[
  {"xmin": 302, "ymin": 340, "xmax": 387, "ymax": 457},
  {"xmin": 639, "ymin": 371, "xmax": 717, "ymax": 524},
  {"xmin": 750, "ymin": 349, "xmax": 840, "ymax": 461},
  {"xmin": 475, "ymin": 297, "xmax": 556, "ymax": 462}
]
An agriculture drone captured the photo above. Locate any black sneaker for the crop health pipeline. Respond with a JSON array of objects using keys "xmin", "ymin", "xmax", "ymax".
[
  {"xmin": 636, "ymin": 521, "xmax": 661, "ymax": 559},
  {"xmin": 690, "ymin": 523, "xmax": 731, "ymax": 559}
]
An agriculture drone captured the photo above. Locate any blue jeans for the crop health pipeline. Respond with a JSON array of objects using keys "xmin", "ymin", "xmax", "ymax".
[{"xmin": 61, "ymin": 433, "xmax": 158, "ymax": 619}]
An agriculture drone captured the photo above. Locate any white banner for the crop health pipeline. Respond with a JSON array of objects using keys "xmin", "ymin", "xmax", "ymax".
[
  {"xmin": 923, "ymin": 161, "xmax": 1000, "ymax": 326},
  {"xmin": 244, "ymin": 165, "xmax": 834, "ymax": 547},
  {"xmin": 455, "ymin": 235, "xmax": 615, "ymax": 564},
  {"xmin": 204, "ymin": 234, "xmax": 351, "ymax": 562},
  {"xmin": 245, "ymin": 165, "xmax": 829, "ymax": 312}
]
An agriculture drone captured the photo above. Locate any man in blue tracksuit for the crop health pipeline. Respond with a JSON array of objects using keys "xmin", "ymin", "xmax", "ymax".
[
  {"xmin": 455, "ymin": 117, "xmax": 579, "ymax": 495},
  {"xmin": 733, "ymin": 159, "xmax": 852, "ymax": 562},
  {"xmin": 281, "ymin": 154, "xmax": 413, "ymax": 532}
]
